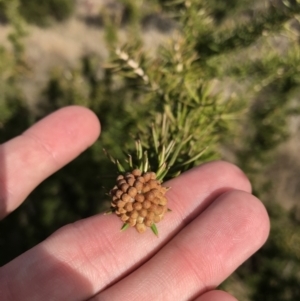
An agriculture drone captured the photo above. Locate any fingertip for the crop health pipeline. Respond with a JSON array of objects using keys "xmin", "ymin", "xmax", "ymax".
[
  {"xmin": 0, "ymin": 106, "xmax": 101, "ymax": 218},
  {"xmin": 30, "ymin": 105, "xmax": 101, "ymax": 142},
  {"xmin": 165, "ymin": 160, "xmax": 252, "ymax": 222},
  {"xmin": 238, "ymin": 190, "xmax": 270, "ymax": 246},
  {"xmin": 231, "ymin": 189, "xmax": 270, "ymax": 243},
  {"xmin": 23, "ymin": 105, "xmax": 101, "ymax": 162},
  {"xmin": 68, "ymin": 105, "xmax": 101, "ymax": 147},
  {"xmin": 200, "ymin": 160, "xmax": 252, "ymax": 193},
  {"xmin": 65, "ymin": 106, "xmax": 101, "ymax": 143},
  {"xmin": 211, "ymin": 189, "xmax": 270, "ymax": 258}
]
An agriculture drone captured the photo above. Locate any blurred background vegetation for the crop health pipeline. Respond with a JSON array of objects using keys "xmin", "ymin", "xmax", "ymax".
[{"xmin": 0, "ymin": 0, "xmax": 300, "ymax": 300}]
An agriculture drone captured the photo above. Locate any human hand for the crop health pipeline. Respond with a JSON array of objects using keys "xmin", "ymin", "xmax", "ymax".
[{"xmin": 0, "ymin": 106, "xmax": 269, "ymax": 301}]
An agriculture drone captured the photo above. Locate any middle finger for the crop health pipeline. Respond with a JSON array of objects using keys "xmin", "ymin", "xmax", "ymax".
[{"xmin": 94, "ymin": 190, "xmax": 269, "ymax": 301}]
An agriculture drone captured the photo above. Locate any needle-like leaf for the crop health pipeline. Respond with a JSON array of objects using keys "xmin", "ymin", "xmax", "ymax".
[
  {"xmin": 151, "ymin": 224, "xmax": 159, "ymax": 236},
  {"xmin": 120, "ymin": 223, "xmax": 129, "ymax": 231}
]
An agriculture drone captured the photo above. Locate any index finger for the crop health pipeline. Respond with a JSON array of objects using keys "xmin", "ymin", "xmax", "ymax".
[{"xmin": 0, "ymin": 106, "xmax": 101, "ymax": 219}]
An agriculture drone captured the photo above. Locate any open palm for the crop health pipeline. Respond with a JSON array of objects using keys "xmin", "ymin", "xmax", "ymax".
[{"xmin": 0, "ymin": 106, "xmax": 269, "ymax": 301}]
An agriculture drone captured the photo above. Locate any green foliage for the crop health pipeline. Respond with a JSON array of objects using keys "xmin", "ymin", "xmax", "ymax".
[
  {"xmin": 0, "ymin": 0, "xmax": 27, "ymax": 59},
  {"xmin": 10, "ymin": 0, "xmax": 75, "ymax": 26},
  {"xmin": 1, "ymin": 0, "xmax": 300, "ymax": 299},
  {"xmin": 104, "ymin": 1, "xmax": 239, "ymax": 178},
  {"xmin": 255, "ymin": 203, "xmax": 300, "ymax": 300},
  {"xmin": 23, "ymin": 0, "xmax": 74, "ymax": 26},
  {"xmin": 105, "ymin": 44, "xmax": 226, "ymax": 178},
  {"xmin": 196, "ymin": 0, "xmax": 300, "ymax": 59},
  {"xmin": 0, "ymin": 44, "xmax": 30, "ymax": 139}
]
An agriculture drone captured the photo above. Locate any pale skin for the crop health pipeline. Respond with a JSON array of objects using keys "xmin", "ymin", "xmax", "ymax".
[{"xmin": 0, "ymin": 106, "xmax": 270, "ymax": 301}]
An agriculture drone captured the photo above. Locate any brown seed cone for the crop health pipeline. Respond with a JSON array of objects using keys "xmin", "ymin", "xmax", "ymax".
[{"xmin": 110, "ymin": 169, "xmax": 169, "ymax": 234}]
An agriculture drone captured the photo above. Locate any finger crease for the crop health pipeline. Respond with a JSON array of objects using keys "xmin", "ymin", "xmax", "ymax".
[{"xmin": 21, "ymin": 132, "xmax": 59, "ymax": 167}]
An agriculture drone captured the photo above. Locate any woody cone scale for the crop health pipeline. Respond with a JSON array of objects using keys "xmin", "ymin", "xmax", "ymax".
[{"xmin": 110, "ymin": 169, "xmax": 168, "ymax": 234}]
